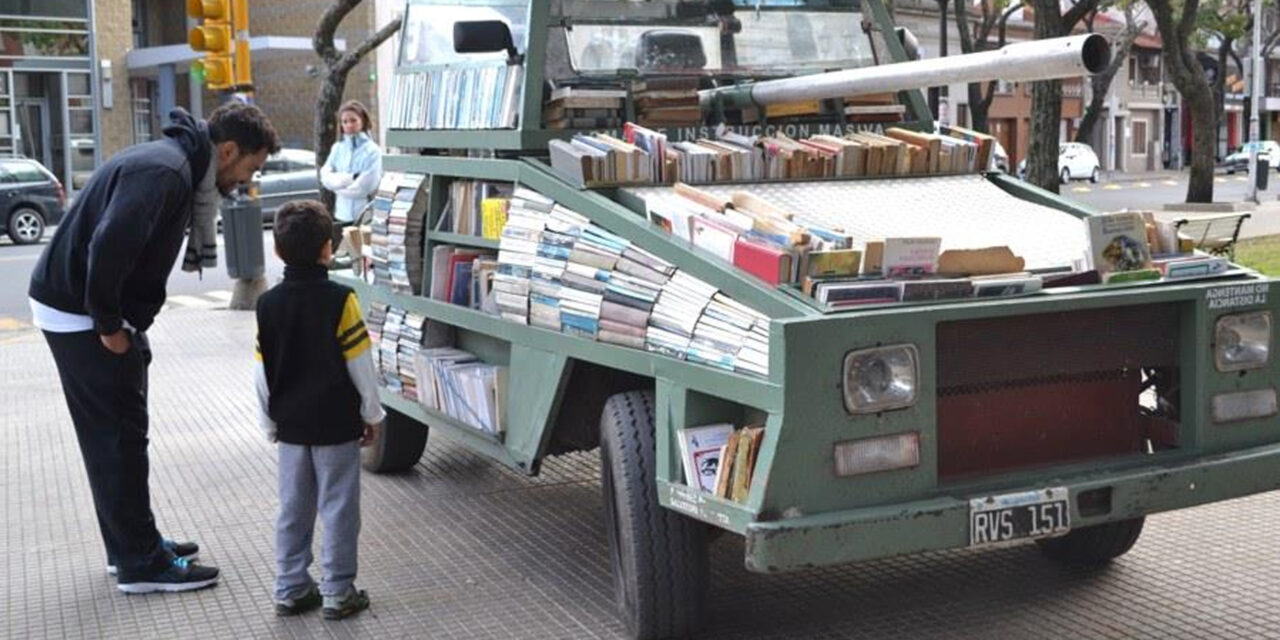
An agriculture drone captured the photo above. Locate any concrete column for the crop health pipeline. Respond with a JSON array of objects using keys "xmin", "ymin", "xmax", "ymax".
[{"xmin": 157, "ymin": 63, "xmax": 176, "ymax": 125}]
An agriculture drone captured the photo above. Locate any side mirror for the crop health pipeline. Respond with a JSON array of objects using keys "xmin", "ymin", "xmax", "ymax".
[
  {"xmin": 895, "ymin": 27, "xmax": 921, "ymax": 61},
  {"xmin": 453, "ymin": 20, "xmax": 517, "ymax": 60}
]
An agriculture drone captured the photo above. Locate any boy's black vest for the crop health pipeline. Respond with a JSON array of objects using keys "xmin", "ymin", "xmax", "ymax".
[{"xmin": 256, "ymin": 264, "xmax": 363, "ymax": 445}]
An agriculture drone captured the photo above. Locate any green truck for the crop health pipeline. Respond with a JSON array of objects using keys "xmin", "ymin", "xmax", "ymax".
[{"xmin": 342, "ymin": 2, "xmax": 1279, "ymax": 638}]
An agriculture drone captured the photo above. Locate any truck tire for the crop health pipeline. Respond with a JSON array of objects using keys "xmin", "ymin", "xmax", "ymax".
[
  {"xmin": 361, "ymin": 407, "xmax": 428, "ymax": 473},
  {"xmin": 600, "ymin": 391, "xmax": 709, "ymax": 640},
  {"xmin": 1036, "ymin": 517, "xmax": 1145, "ymax": 565}
]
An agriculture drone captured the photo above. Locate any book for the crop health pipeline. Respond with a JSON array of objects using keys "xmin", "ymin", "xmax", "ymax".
[
  {"xmin": 1154, "ymin": 254, "xmax": 1230, "ymax": 279},
  {"xmin": 1102, "ymin": 268, "xmax": 1162, "ymax": 284},
  {"xmin": 900, "ymin": 278, "xmax": 974, "ymax": 302},
  {"xmin": 733, "ymin": 237, "xmax": 792, "ymax": 285},
  {"xmin": 678, "ymin": 423, "xmax": 735, "ymax": 492},
  {"xmin": 481, "ymin": 198, "xmax": 509, "ymax": 240},
  {"xmin": 881, "ymin": 237, "xmax": 942, "ymax": 278},
  {"xmin": 936, "ymin": 246, "xmax": 1025, "ymax": 276},
  {"xmin": 730, "ymin": 426, "xmax": 765, "ymax": 503},
  {"xmin": 1085, "ymin": 211, "xmax": 1154, "ymax": 276},
  {"xmin": 971, "ymin": 273, "xmax": 1044, "ymax": 297},
  {"xmin": 714, "ymin": 432, "xmax": 740, "ymax": 498},
  {"xmin": 816, "ymin": 280, "xmax": 903, "ymax": 306},
  {"xmin": 806, "ymin": 249, "xmax": 861, "ymax": 279}
]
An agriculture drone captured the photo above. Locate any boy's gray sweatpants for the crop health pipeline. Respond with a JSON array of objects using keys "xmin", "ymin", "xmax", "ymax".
[{"xmin": 275, "ymin": 440, "xmax": 361, "ymax": 600}]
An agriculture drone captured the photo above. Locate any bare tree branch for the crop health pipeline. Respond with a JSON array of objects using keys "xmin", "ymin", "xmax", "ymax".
[
  {"xmin": 336, "ymin": 19, "xmax": 402, "ymax": 74},
  {"xmin": 314, "ymin": 0, "xmax": 360, "ymax": 65}
]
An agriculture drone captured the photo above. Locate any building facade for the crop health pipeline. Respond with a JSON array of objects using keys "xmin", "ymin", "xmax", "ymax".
[{"xmin": 0, "ymin": 0, "xmax": 380, "ymax": 196}]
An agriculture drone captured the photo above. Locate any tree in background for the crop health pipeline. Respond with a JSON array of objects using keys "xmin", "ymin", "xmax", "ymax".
[
  {"xmin": 1075, "ymin": 3, "xmax": 1141, "ymax": 146},
  {"xmin": 1146, "ymin": 0, "xmax": 1217, "ymax": 202},
  {"xmin": 313, "ymin": 0, "xmax": 401, "ymax": 211},
  {"xmin": 1025, "ymin": 0, "xmax": 1099, "ymax": 194},
  {"xmin": 1198, "ymin": 0, "xmax": 1252, "ymax": 161},
  {"xmin": 953, "ymin": 0, "xmax": 1024, "ymax": 133}
]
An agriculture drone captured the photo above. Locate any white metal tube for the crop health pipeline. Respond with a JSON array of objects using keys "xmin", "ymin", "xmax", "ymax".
[{"xmin": 702, "ymin": 34, "xmax": 1111, "ymax": 108}]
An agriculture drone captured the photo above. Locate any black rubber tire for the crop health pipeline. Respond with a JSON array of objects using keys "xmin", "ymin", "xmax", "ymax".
[
  {"xmin": 7, "ymin": 207, "xmax": 45, "ymax": 245},
  {"xmin": 361, "ymin": 407, "xmax": 428, "ymax": 473},
  {"xmin": 600, "ymin": 391, "xmax": 709, "ymax": 640},
  {"xmin": 1060, "ymin": 168, "xmax": 1071, "ymax": 184},
  {"xmin": 1090, "ymin": 167, "xmax": 1101, "ymax": 184},
  {"xmin": 1036, "ymin": 517, "xmax": 1145, "ymax": 565}
]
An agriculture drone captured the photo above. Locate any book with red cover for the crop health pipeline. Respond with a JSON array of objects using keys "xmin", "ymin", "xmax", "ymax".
[
  {"xmin": 733, "ymin": 238, "xmax": 792, "ymax": 285},
  {"xmin": 443, "ymin": 249, "xmax": 482, "ymax": 303}
]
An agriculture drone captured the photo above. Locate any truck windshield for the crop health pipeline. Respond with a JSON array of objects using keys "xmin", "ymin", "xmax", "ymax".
[{"xmin": 554, "ymin": 0, "xmax": 873, "ymax": 75}]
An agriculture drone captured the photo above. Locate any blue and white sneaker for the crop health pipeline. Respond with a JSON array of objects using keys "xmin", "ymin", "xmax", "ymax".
[
  {"xmin": 107, "ymin": 539, "xmax": 199, "ymax": 576},
  {"xmin": 117, "ymin": 555, "xmax": 220, "ymax": 594}
]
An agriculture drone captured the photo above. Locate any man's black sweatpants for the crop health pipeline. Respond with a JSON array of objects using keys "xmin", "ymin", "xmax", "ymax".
[{"xmin": 43, "ymin": 329, "xmax": 168, "ymax": 578}]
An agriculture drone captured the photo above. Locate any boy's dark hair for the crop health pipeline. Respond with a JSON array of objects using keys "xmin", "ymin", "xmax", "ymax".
[
  {"xmin": 207, "ymin": 102, "xmax": 282, "ymax": 155},
  {"xmin": 274, "ymin": 200, "xmax": 333, "ymax": 266}
]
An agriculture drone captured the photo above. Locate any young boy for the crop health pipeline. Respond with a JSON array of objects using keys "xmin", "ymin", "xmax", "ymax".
[{"xmin": 254, "ymin": 200, "xmax": 385, "ymax": 619}]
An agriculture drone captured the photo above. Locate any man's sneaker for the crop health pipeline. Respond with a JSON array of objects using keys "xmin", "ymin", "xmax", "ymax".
[
  {"xmin": 116, "ymin": 556, "xmax": 220, "ymax": 594},
  {"xmin": 275, "ymin": 585, "xmax": 322, "ymax": 616},
  {"xmin": 322, "ymin": 587, "xmax": 370, "ymax": 620},
  {"xmin": 108, "ymin": 538, "xmax": 199, "ymax": 575}
]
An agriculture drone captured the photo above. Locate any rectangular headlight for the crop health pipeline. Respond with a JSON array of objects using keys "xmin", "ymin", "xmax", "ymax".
[
  {"xmin": 1212, "ymin": 389, "xmax": 1278, "ymax": 423},
  {"xmin": 833, "ymin": 432, "xmax": 920, "ymax": 477},
  {"xmin": 1214, "ymin": 311, "xmax": 1271, "ymax": 372},
  {"xmin": 842, "ymin": 344, "xmax": 919, "ymax": 414}
]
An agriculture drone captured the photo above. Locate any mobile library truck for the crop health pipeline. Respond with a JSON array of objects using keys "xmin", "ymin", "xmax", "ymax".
[{"xmin": 345, "ymin": 2, "xmax": 1279, "ymax": 638}]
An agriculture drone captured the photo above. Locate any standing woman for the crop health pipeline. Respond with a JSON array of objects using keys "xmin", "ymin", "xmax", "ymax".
[{"xmin": 320, "ymin": 100, "xmax": 382, "ymax": 243}]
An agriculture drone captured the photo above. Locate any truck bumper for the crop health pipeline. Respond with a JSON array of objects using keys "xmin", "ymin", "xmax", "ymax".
[{"xmin": 744, "ymin": 442, "xmax": 1280, "ymax": 573}]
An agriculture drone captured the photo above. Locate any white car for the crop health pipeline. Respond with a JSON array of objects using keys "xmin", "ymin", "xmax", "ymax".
[
  {"xmin": 1017, "ymin": 141, "xmax": 1102, "ymax": 184},
  {"xmin": 1223, "ymin": 140, "xmax": 1280, "ymax": 174}
]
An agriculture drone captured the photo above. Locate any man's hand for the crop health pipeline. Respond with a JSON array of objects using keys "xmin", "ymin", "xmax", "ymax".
[
  {"xmin": 100, "ymin": 330, "xmax": 130, "ymax": 355},
  {"xmin": 360, "ymin": 421, "xmax": 381, "ymax": 447}
]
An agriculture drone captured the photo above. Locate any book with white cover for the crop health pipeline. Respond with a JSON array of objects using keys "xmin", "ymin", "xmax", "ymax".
[{"xmin": 678, "ymin": 423, "xmax": 735, "ymax": 492}]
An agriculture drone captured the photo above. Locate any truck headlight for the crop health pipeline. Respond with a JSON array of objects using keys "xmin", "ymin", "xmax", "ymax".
[
  {"xmin": 842, "ymin": 345, "xmax": 919, "ymax": 414},
  {"xmin": 1214, "ymin": 311, "xmax": 1271, "ymax": 372},
  {"xmin": 833, "ymin": 432, "xmax": 921, "ymax": 477}
]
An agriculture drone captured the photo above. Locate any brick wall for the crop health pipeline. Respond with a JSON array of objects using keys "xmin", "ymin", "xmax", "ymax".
[{"xmin": 94, "ymin": 0, "xmax": 134, "ymax": 162}]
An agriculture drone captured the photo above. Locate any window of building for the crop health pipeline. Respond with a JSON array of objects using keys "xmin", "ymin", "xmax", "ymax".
[
  {"xmin": 1132, "ymin": 119, "xmax": 1148, "ymax": 155},
  {"xmin": 1135, "ymin": 51, "xmax": 1161, "ymax": 86},
  {"xmin": 132, "ymin": 0, "xmax": 147, "ymax": 48},
  {"xmin": 132, "ymin": 78, "xmax": 154, "ymax": 144},
  {"xmin": 0, "ymin": 0, "xmax": 88, "ymax": 19}
]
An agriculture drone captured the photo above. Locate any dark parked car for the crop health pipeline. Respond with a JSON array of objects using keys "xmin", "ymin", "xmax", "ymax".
[
  {"xmin": 220, "ymin": 148, "xmax": 319, "ymax": 228},
  {"xmin": 0, "ymin": 157, "xmax": 65, "ymax": 245}
]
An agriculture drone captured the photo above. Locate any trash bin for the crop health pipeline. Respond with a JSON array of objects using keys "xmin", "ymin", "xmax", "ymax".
[
  {"xmin": 222, "ymin": 196, "xmax": 265, "ymax": 279},
  {"xmin": 1256, "ymin": 157, "xmax": 1269, "ymax": 191}
]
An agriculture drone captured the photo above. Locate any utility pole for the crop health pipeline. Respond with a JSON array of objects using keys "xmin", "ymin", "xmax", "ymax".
[{"xmin": 1248, "ymin": 0, "xmax": 1264, "ymax": 202}]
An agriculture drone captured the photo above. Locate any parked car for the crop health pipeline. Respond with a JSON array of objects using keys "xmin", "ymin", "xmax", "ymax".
[
  {"xmin": 0, "ymin": 157, "xmax": 65, "ymax": 245},
  {"xmin": 221, "ymin": 147, "xmax": 319, "ymax": 227},
  {"xmin": 1223, "ymin": 140, "xmax": 1280, "ymax": 174},
  {"xmin": 1017, "ymin": 141, "xmax": 1102, "ymax": 183}
]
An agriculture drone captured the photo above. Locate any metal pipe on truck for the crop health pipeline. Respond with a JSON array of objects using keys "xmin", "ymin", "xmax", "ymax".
[{"xmin": 699, "ymin": 33, "xmax": 1111, "ymax": 110}]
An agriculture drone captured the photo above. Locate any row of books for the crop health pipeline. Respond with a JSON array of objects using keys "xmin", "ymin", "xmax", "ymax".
[
  {"xmin": 387, "ymin": 64, "xmax": 523, "ymax": 131},
  {"xmin": 366, "ymin": 304, "xmax": 427, "ymax": 401},
  {"xmin": 438, "ymin": 180, "xmax": 513, "ymax": 239},
  {"xmin": 678, "ymin": 423, "xmax": 765, "ymax": 503},
  {"xmin": 366, "ymin": 172, "xmax": 427, "ymax": 295},
  {"xmin": 548, "ymin": 122, "xmax": 996, "ymax": 187},
  {"xmin": 1078, "ymin": 210, "xmax": 1231, "ymax": 284},
  {"xmin": 413, "ymin": 347, "xmax": 507, "ymax": 436},
  {"xmin": 475, "ymin": 186, "xmax": 771, "ymax": 378},
  {"xmin": 429, "ymin": 246, "xmax": 499, "ymax": 311}
]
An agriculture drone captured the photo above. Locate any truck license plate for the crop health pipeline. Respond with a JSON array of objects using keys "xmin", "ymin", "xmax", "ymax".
[{"xmin": 969, "ymin": 487, "xmax": 1070, "ymax": 547}]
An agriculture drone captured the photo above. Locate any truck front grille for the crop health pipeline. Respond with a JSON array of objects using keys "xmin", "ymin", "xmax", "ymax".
[{"xmin": 935, "ymin": 304, "xmax": 1181, "ymax": 481}]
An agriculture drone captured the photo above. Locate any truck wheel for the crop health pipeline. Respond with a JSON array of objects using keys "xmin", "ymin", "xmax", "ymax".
[
  {"xmin": 1036, "ymin": 517, "xmax": 1145, "ymax": 565},
  {"xmin": 361, "ymin": 407, "xmax": 428, "ymax": 473},
  {"xmin": 600, "ymin": 391, "xmax": 709, "ymax": 640}
]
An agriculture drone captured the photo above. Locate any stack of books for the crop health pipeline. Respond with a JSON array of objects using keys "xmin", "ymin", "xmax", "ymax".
[
  {"xmin": 414, "ymin": 347, "xmax": 507, "ymax": 436},
  {"xmin": 633, "ymin": 77, "xmax": 700, "ymax": 127},
  {"xmin": 844, "ymin": 92, "xmax": 906, "ymax": 124},
  {"xmin": 366, "ymin": 301, "xmax": 389, "ymax": 376},
  {"xmin": 542, "ymin": 85, "xmax": 625, "ymax": 130},
  {"xmin": 487, "ymin": 187, "xmax": 771, "ymax": 378},
  {"xmin": 547, "ymin": 123, "xmax": 991, "ymax": 187},
  {"xmin": 387, "ymin": 173, "xmax": 427, "ymax": 295},
  {"xmin": 376, "ymin": 306, "xmax": 405, "ymax": 395},
  {"xmin": 365, "ymin": 177, "xmax": 395, "ymax": 287},
  {"xmin": 387, "ymin": 64, "xmax": 523, "ymax": 130},
  {"xmin": 396, "ymin": 311, "xmax": 426, "ymax": 401}
]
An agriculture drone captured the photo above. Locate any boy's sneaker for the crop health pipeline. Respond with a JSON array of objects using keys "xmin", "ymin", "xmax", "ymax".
[
  {"xmin": 322, "ymin": 587, "xmax": 370, "ymax": 620},
  {"xmin": 275, "ymin": 585, "xmax": 322, "ymax": 617},
  {"xmin": 117, "ymin": 556, "xmax": 220, "ymax": 594},
  {"xmin": 108, "ymin": 538, "xmax": 199, "ymax": 575}
]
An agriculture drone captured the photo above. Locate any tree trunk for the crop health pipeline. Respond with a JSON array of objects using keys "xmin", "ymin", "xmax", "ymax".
[
  {"xmin": 1146, "ymin": 0, "xmax": 1213, "ymax": 202},
  {"xmin": 314, "ymin": 72, "xmax": 349, "ymax": 213},
  {"xmin": 967, "ymin": 82, "xmax": 991, "ymax": 132},
  {"xmin": 1183, "ymin": 80, "xmax": 1218, "ymax": 202},
  {"xmin": 1028, "ymin": 79, "xmax": 1064, "ymax": 192}
]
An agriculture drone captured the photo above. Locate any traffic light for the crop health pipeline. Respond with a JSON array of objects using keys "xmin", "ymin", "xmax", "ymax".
[{"xmin": 187, "ymin": 0, "xmax": 252, "ymax": 91}]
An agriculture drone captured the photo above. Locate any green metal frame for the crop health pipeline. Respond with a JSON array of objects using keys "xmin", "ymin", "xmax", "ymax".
[{"xmin": 354, "ymin": 0, "xmax": 1280, "ymax": 573}]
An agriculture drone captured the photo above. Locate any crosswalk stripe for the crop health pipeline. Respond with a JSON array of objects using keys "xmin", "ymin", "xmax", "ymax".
[
  {"xmin": 1134, "ymin": 182, "xmax": 1151, "ymax": 188},
  {"xmin": 1215, "ymin": 177, "xmax": 1227, "ymax": 183},
  {"xmin": 1162, "ymin": 180, "xmax": 1179, "ymax": 186},
  {"xmin": 1071, "ymin": 186, "xmax": 1092, "ymax": 193},
  {"xmin": 1102, "ymin": 184, "xmax": 1122, "ymax": 190},
  {"xmin": 205, "ymin": 290, "xmax": 234, "ymax": 302},
  {"xmin": 166, "ymin": 294, "xmax": 221, "ymax": 310},
  {"xmin": 0, "ymin": 317, "xmax": 30, "ymax": 331}
]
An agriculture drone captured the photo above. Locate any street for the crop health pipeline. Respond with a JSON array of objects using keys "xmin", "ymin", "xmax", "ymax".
[
  {"xmin": 0, "ymin": 230, "xmax": 284, "ymax": 327},
  {"xmin": 1067, "ymin": 170, "xmax": 1278, "ymax": 212}
]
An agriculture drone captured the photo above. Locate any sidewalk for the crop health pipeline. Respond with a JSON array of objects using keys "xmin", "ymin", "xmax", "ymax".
[{"xmin": 2, "ymin": 308, "xmax": 1278, "ymax": 639}]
